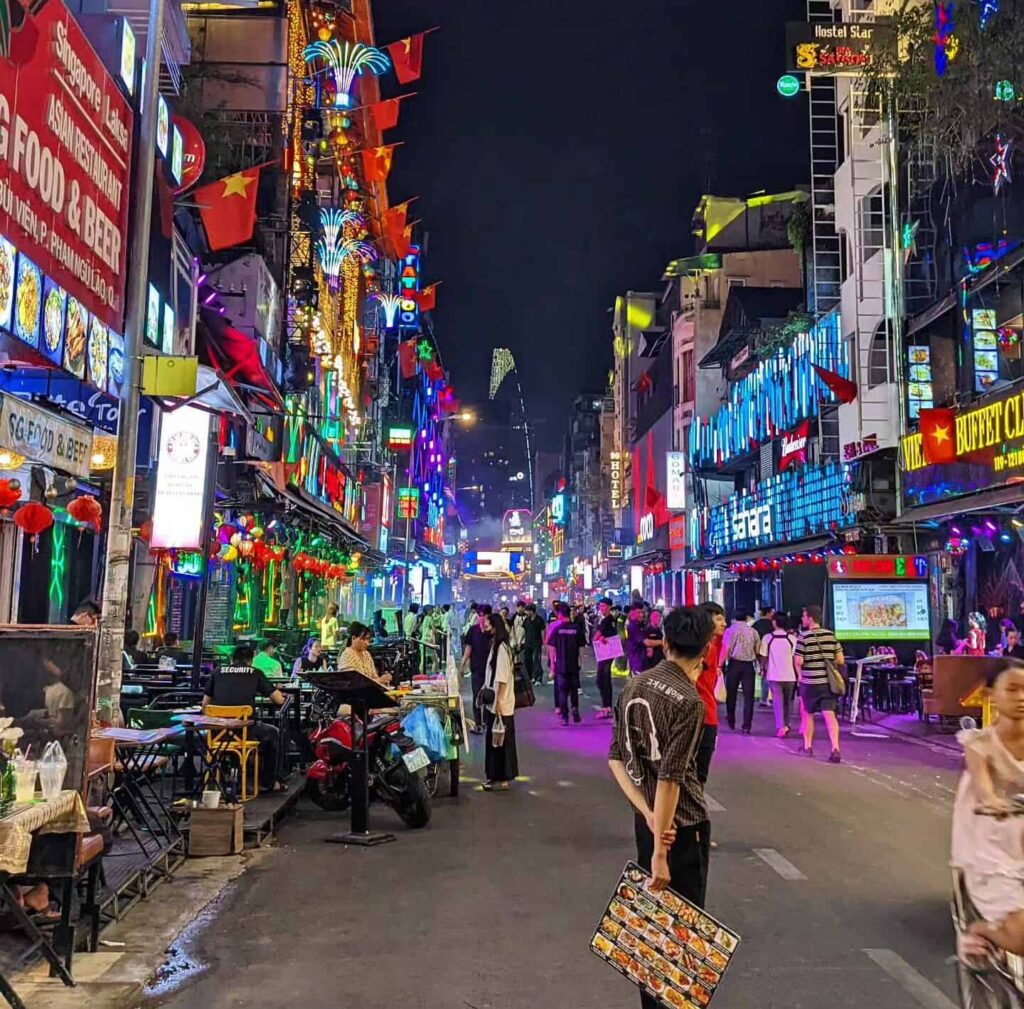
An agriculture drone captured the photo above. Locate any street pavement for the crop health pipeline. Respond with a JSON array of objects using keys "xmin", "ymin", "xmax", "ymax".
[{"xmin": 147, "ymin": 669, "xmax": 965, "ymax": 1009}]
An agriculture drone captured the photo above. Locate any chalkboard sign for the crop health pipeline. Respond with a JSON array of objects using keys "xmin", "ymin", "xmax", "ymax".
[{"xmin": 204, "ymin": 567, "xmax": 233, "ymax": 645}]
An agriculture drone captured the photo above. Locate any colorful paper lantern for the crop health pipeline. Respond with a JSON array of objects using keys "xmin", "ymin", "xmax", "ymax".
[
  {"xmin": 67, "ymin": 495, "xmax": 103, "ymax": 532},
  {"xmin": 13, "ymin": 502, "xmax": 54, "ymax": 537}
]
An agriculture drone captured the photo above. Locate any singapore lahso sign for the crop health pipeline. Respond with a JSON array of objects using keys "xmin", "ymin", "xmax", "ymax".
[{"xmin": 0, "ymin": 0, "xmax": 133, "ymax": 329}]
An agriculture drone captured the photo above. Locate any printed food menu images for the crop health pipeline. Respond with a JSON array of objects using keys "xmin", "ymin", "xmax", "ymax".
[
  {"xmin": 831, "ymin": 581, "xmax": 930, "ymax": 640},
  {"xmin": 591, "ymin": 863, "xmax": 739, "ymax": 1007}
]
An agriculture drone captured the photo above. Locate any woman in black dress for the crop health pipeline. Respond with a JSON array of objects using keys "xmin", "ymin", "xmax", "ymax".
[{"xmin": 482, "ymin": 610, "xmax": 519, "ymax": 791}]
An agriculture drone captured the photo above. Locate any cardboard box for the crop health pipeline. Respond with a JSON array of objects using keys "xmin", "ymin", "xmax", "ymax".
[{"xmin": 188, "ymin": 804, "xmax": 244, "ymax": 856}]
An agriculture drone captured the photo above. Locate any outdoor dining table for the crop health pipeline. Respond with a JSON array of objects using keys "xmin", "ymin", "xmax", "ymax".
[
  {"xmin": 0, "ymin": 790, "xmax": 90, "ymax": 1009},
  {"xmin": 92, "ymin": 726, "xmax": 186, "ymax": 859},
  {"xmin": 171, "ymin": 713, "xmax": 252, "ymax": 800}
]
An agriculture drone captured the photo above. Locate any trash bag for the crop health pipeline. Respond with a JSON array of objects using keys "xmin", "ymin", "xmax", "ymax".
[{"xmin": 401, "ymin": 705, "xmax": 448, "ymax": 763}]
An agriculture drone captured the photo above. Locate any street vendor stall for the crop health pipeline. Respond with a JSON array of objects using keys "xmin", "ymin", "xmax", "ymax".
[{"xmin": 391, "ymin": 677, "xmax": 466, "ymax": 798}]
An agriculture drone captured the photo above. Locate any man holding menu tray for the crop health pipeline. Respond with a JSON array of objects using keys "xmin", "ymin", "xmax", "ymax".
[{"xmin": 608, "ymin": 606, "xmax": 713, "ymax": 1006}]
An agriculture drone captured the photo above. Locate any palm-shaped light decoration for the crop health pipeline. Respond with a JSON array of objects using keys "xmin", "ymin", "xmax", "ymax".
[
  {"xmin": 315, "ymin": 238, "xmax": 346, "ymax": 286},
  {"xmin": 303, "ymin": 40, "xmax": 390, "ymax": 109},
  {"xmin": 373, "ymin": 293, "xmax": 403, "ymax": 328},
  {"xmin": 339, "ymin": 239, "xmax": 378, "ymax": 264},
  {"xmin": 320, "ymin": 208, "xmax": 365, "ymax": 247}
]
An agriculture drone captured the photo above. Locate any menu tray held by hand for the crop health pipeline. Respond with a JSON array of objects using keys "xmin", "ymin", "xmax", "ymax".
[{"xmin": 590, "ymin": 862, "xmax": 740, "ymax": 1008}]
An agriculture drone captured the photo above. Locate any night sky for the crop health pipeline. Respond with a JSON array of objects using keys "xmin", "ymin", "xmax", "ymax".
[{"xmin": 373, "ymin": 0, "xmax": 809, "ymax": 450}]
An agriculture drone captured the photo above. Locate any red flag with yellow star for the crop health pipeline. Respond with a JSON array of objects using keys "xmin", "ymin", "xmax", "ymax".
[
  {"xmin": 195, "ymin": 167, "xmax": 261, "ymax": 251},
  {"xmin": 387, "ymin": 33, "xmax": 425, "ymax": 84},
  {"xmin": 361, "ymin": 146, "xmax": 395, "ymax": 184},
  {"xmin": 919, "ymin": 407, "xmax": 957, "ymax": 464}
]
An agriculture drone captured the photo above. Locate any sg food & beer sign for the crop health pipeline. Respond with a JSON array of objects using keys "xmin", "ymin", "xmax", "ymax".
[
  {"xmin": 0, "ymin": 0, "xmax": 133, "ymax": 330},
  {"xmin": 0, "ymin": 392, "xmax": 93, "ymax": 476}
]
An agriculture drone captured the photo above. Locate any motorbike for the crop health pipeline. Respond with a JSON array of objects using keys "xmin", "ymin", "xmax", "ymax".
[{"xmin": 304, "ymin": 688, "xmax": 432, "ymax": 828}]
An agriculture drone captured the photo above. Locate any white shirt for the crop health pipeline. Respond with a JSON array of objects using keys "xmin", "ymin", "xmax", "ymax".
[
  {"xmin": 487, "ymin": 642, "xmax": 516, "ymax": 717},
  {"xmin": 759, "ymin": 630, "xmax": 797, "ymax": 682}
]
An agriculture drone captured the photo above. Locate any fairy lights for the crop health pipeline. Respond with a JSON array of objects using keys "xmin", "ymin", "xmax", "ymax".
[
  {"xmin": 315, "ymin": 238, "xmax": 345, "ymax": 285},
  {"xmin": 320, "ymin": 208, "xmax": 364, "ymax": 246},
  {"xmin": 489, "ymin": 348, "xmax": 516, "ymax": 400},
  {"xmin": 339, "ymin": 239, "xmax": 377, "ymax": 264},
  {"xmin": 303, "ymin": 39, "xmax": 390, "ymax": 109}
]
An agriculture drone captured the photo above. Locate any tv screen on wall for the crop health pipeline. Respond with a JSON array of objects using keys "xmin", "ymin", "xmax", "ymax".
[{"xmin": 831, "ymin": 581, "xmax": 931, "ymax": 641}]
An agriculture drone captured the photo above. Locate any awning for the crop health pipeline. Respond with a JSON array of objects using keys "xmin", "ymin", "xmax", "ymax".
[
  {"xmin": 893, "ymin": 484, "xmax": 1024, "ymax": 525},
  {"xmin": 198, "ymin": 310, "xmax": 283, "ymax": 412},
  {"xmin": 685, "ymin": 535, "xmax": 835, "ymax": 569},
  {"xmin": 178, "ymin": 364, "xmax": 254, "ymax": 421}
]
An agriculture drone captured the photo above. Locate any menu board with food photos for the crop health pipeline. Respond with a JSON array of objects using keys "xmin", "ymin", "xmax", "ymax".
[{"xmin": 591, "ymin": 863, "xmax": 739, "ymax": 1008}]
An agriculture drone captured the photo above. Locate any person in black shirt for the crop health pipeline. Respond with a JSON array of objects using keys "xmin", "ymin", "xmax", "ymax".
[
  {"xmin": 521, "ymin": 604, "xmax": 546, "ymax": 685},
  {"xmin": 204, "ymin": 644, "xmax": 288, "ymax": 791},
  {"xmin": 641, "ymin": 609, "xmax": 665, "ymax": 672},
  {"xmin": 609, "ymin": 605, "xmax": 714, "ymax": 1009},
  {"xmin": 294, "ymin": 638, "xmax": 327, "ymax": 676},
  {"xmin": 546, "ymin": 603, "xmax": 584, "ymax": 725},
  {"xmin": 1006, "ymin": 628, "xmax": 1024, "ymax": 660},
  {"xmin": 460, "ymin": 604, "xmax": 493, "ymax": 734},
  {"xmin": 593, "ymin": 597, "xmax": 618, "ymax": 718}
]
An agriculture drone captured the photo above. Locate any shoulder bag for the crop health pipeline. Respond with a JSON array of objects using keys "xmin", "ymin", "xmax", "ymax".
[
  {"xmin": 514, "ymin": 652, "xmax": 536, "ymax": 710},
  {"xmin": 812, "ymin": 631, "xmax": 846, "ymax": 696}
]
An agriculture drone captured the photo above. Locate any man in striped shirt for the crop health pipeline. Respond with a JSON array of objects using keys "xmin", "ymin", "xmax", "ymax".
[{"xmin": 794, "ymin": 604, "xmax": 845, "ymax": 763}]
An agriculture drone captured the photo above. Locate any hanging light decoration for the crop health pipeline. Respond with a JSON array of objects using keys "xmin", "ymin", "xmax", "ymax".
[
  {"xmin": 90, "ymin": 435, "xmax": 117, "ymax": 471},
  {"xmin": 338, "ymin": 238, "xmax": 377, "ymax": 264},
  {"xmin": 67, "ymin": 495, "xmax": 103, "ymax": 532},
  {"xmin": 373, "ymin": 292, "xmax": 403, "ymax": 328},
  {"xmin": 302, "ymin": 40, "xmax": 390, "ymax": 109},
  {"xmin": 13, "ymin": 502, "xmax": 54, "ymax": 545},
  {"xmin": 0, "ymin": 479, "xmax": 21, "ymax": 510},
  {"xmin": 0, "ymin": 451, "xmax": 25, "ymax": 471}
]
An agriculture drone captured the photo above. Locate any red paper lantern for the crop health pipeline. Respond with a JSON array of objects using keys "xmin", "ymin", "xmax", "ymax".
[
  {"xmin": 0, "ymin": 479, "xmax": 21, "ymax": 510},
  {"xmin": 137, "ymin": 519, "xmax": 153, "ymax": 543},
  {"xmin": 67, "ymin": 495, "xmax": 103, "ymax": 532},
  {"xmin": 13, "ymin": 502, "xmax": 54, "ymax": 537}
]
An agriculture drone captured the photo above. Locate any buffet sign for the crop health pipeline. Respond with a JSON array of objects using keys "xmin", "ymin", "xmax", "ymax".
[
  {"xmin": 591, "ymin": 862, "xmax": 740, "ymax": 1007},
  {"xmin": 0, "ymin": 0, "xmax": 133, "ymax": 332}
]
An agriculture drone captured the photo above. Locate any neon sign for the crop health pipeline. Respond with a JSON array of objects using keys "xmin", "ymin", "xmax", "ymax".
[
  {"xmin": 387, "ymin": 426, "xmax": 414, "ymax": 450},
  {"xmin": 688, "ymin": 461, "xmax": 854, "ymax": 561},
  {"xmin": 610, "ymin": 451, "xmax": 623, "ymax": 510},
  {"xmin": 397, "ymin": 487, "xmax": 419, "ymax": 520}
]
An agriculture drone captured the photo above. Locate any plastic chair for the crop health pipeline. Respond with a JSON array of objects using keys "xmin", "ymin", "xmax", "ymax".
[{"xmin": 202, "ymin": 704, "xmax": 260, "ymax": 801}]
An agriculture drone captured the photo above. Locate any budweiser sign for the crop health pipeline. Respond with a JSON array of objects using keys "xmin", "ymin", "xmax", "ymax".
[
  {"xmin": 0, "ymin": 0, "xmax": 133, "ymax": 329},
  {"xmin": 779, "ymin": 420, "xmax": 809, "ymax": 471}
]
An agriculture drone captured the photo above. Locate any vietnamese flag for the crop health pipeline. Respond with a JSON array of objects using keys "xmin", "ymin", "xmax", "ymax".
[
  {"xmin": 424, "ymin": 358, "xmax": 444, "ymax": 383},
  {"xmin": 813, "ymin": 365, "xmax": 858, "ymax": 404},
  {"xmin": 195, "ymin": 167, "xmax": 261, "ymax": 251},
  {"xmin": 416, "ymin": 283, "xmax": 438, "ymax": 312},
  {"xmin": 384, "ymin": 203, "xmax": 410, "ymax": 257},
  {"xmin": 361, "ymin": 145, "xmax": 394, "ymax": 184},
  {"xmin": 398, "ymin": 339, "xmax": 418, "ymax": 379},
  {"xmin": 919, "ymin": 407, "xmax": 958, "ymax": 465},
  {"xmin": 387, "ymin": 33, "xmax": 425, "ymax": 84},
  {"xmin": 369, "ymin": 97, "xmax": 404, "ymax": 132}
]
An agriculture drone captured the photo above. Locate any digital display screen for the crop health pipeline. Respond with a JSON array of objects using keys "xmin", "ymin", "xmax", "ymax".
[{"xmin": 831, "ymin": 581, "xmax": 930, "ymax": 640}]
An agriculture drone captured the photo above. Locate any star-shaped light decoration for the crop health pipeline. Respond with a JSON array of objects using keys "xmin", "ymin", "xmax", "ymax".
[
  {"xmin": 222, "ymin": 172, "xmax": 255, "ymax": 198},
  {"xmin": 977, "ymin": 0, "xmax": 999, "ymax": 29},
  {"xmin": 416, "ymin": 338, "xmax": 434, "ymax": 362},
  {"xmin": 991, "ymin": 133, "xmax": 1013, "ymax": 195}
]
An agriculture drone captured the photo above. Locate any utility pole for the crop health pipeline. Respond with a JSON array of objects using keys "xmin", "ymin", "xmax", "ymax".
[{"xmin": 96, "ymin": 0, "xmax": 167, "ymax": 711}]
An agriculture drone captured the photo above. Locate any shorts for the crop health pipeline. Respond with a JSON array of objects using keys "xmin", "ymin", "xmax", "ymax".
[{"xmin": 800, "ymin": 683, "xmax": 836, "ymax": 714}]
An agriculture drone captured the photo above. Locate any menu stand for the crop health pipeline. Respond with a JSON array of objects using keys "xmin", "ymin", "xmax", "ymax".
[{"xmin": 305, "ymin": 670, "xmax": 399, "ymax": 847}]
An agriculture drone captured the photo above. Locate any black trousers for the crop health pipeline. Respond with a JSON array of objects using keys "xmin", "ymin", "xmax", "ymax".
[
  {"xmin": 523, "ymin": 645, "xmax": 543, "ymax": 683},
  {"xmin": 725, "ymin": 660, "xmax": 756, "ymax": 731},
  {"xmin": 695, "ymin": 724, "xmax": 717, "ymax": 785},
  {"xmin": 555, "ymin": 673, "xmax": 579, "ymax": 718},
  {"xmin": 634, "ymin": 813, "xmax": 710, "ymax": 1009},
  {"xmin": 471, "ymin": 668, "xmax": 486, "ymax": 726},
  {"xmin": 596, "ymin": 659, "xmax": 614, "ymax": 709}
]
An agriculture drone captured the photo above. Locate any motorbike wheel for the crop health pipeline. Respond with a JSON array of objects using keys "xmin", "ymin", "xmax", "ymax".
[
  {"xmin": 389, "ymin": 765, "xmax": 432, "ymax": 828},
  {"xmin": 305, "ymin": 776, "xmax": 350, "ymax": 812}
]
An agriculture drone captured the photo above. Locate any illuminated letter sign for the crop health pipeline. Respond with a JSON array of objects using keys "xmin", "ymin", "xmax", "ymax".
[
  {"xmin": 666, "ymin": 451, "xmax": 686, "ymax": 510},
  {"xmin": 151, "ymin": 406, "xmax": 212, "ymax": 549},
  {"xmin": 779, "ymin": 420, "xmax": 810, "ymax": 471},
  {"xmin": 637, "ymin": 513, "xmax": 655, "ymax": 544},
  {"xmin": 610, "ymin": 451, "xmax": 622, "ymax": 510}
]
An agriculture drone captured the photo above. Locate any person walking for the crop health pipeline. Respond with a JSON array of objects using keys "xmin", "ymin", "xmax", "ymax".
[
  {"xmin": 626, "ymin": 602, "xmax": 647, "ymax": 675},
  {"xmin": 695, "ymin": 602, "xmax": 726, "ymax": 784},
  {"xmin": 546, "ymin": 602, "xmax": 584, "ymax": 725},
  {"xmin": 641, "ymin": 608, "xmax": 665, "ymax": 671},
  {"xmin": 608, "ymin": 605, "xmax": 714, "ymax": 1009},
  {"xmin": 721, "ymin": 611, "xmax": 759, "ymax": 733},
  {"xmin": 753, "ymin": 607, "xmax": 774, "ymax": 706},
  {"xmin": 460, "ymin": 604, "xmax": 492, "ymax": 734},
  {"xmin": 794, "ymin": 604, "xmax": 845, "ymax": 763},
  {"xmin": 593, "ymin": 597, "xmax": 617, "ymax": 719},
  {"xmin": 481, "ymin": 610, "xmax": 519, "ymax": 791},
  {"xmin": 759, "ymin": 611, "xmax": 797, "ymax": 738},
  {"xmin": 521, "ymin": 604, "xmax": 546, "ymax": 685}
]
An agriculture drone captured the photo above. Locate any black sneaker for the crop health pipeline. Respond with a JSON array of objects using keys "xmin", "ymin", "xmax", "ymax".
[
  {"xmin": 828, "ymin": 749, "xmax": 841, "ymax": 764},
  {"xmin": 572, "ymin": 709, "xmax": 581, "ymax": 724},
  {"xmin": 560, "ymin": 715, "xmax": 569, "ymax": 727},
  {"xmin": 799, "ymin": 746, "xmax": 813, "ymax": 757}
]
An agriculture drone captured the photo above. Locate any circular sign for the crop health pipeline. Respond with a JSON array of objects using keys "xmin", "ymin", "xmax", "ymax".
[
  {"xmin": 172, "ymin": 115, "xmax": 206, "ymax": 194},
  {"xmin": 776, "ymin": 74, "xmax": 801, "ymax": 98}
]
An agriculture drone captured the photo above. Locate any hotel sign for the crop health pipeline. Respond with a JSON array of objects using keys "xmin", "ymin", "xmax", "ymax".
[
  {"xmin": 609, "ymin": 451, "xmax": 622, "ymax": 510},
  {"xmin": 786, "ymin": 21, "xmax": 893, "ymax": 76}
]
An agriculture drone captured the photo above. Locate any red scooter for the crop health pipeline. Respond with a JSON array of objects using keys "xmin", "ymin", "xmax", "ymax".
[{"xmin": 304, "ymin": 690, "xmax": 431, "ymax": 828}]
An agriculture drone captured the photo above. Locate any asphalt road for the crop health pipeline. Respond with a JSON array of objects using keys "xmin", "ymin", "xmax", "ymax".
[{"xmin": 148, "ymin": 671, "xmax": 965, "ymax": 1009}]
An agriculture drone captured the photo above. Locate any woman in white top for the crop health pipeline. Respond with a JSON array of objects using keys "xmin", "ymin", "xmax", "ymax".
[
  {"xmin": 482, "ymin": 610, "xmax": 519, "ymax": 791},
  {"xmin": 758, "ymin": 611, "xmax": 797, "ymax": 739}
]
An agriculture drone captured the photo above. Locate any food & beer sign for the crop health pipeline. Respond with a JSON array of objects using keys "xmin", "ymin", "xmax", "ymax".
[{"xmin": 0, "ymin": 0, "xmax": 133, "ymax": 331}]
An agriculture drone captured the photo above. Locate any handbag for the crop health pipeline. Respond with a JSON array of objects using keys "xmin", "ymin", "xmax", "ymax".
[
  {"xmin": 714, "ymin": 672, "xmax": 727, "ymax": 703},
  {"xmin": 514, "ymin": 662, "xmax": 536, "ymax": 710},
  {"xmin": 491, "ymin": 714, "xmax": 506, "ymax": 748}
]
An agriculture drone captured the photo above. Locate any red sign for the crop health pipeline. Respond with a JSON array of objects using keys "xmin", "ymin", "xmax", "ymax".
[
  {"xmin": 779, "ymin": 420, "xmax": 809, "ymax": 471},
  {"xmin": 669, "ymin": 514, "xmax": 686, "ymax": 552},
  {"xmin": 172, "ymin": 115, "xmax": 205, "ymax": 194},
  {"xmin": 827, "ymin": 554, "xmax": 929, "ymax": 580},
  {"xmin": 0, "ymin": 0, "xmax": 133, "ymax": 330}
]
